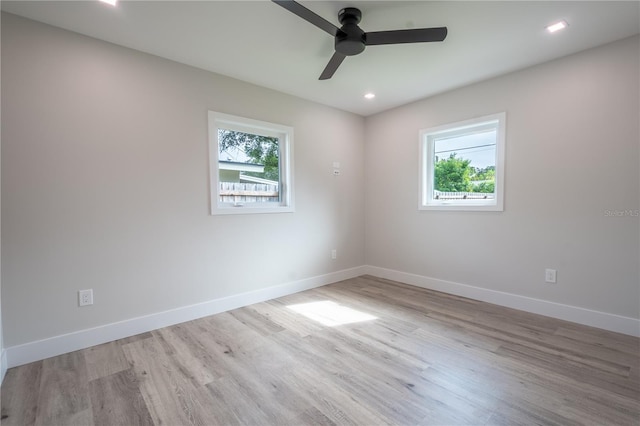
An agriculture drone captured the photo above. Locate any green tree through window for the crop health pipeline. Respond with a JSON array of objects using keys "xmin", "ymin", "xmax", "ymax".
[
  {"xmin": 434, "ymin": 153, "xmax": 472, "ymax": 192},
  {"xmin": 434, "ymin": 154, "xmax": 496, "ymax": 193}
]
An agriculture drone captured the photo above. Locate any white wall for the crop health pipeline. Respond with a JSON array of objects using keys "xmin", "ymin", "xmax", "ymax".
[
  {"xmin": 0, "ymin": 15, "xmax": 4, "ymax": 381},
  {"xmin": 0, "ymin": 12, "xmax": 5, "ymax": 381},
  {"xmin": 2, "ymin": 12, "xmax": 638, "ymax": 369},
  {"xmin": 365, "ymin": 36, "xmax": 639, "ymax": 321},
  {"xmin": 1, "ymin": 13, "xmax": 365, "ymax": 350}
]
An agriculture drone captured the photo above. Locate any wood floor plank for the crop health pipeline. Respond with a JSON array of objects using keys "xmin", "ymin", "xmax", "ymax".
[
  {"xmin": 203, "ymin": 377, "xmax": 259, "ymax": 425},
  {"xmin": 285, "ymin": 366, "xmax": 392, "ymax": 426},
  {"xmin": 121, "ymin": 336, "xmax": 218, "ymax": 426},
  {"xmin": 205, "ymin": 370, "xmax": 297, "ymax": 425},
  {"xmin": 198, "ymin": 311, "xmax": 270, "ymax": 355},
  {"xmin": 2, "ymin": 276, "xmax": 639, "ymax": 425},
  {"xmin": 228, "ymin": 305, "xmax": 286, "ymax": 336},
  {"xmin": 258, "ymin": 299, "xmax": 326, "ymax": 337},
  {"xmin": 153, "ymin": 323, "xmax": 225, "ymax": 386},
  {"xmin": 115, "ymin": 331, "xmax": 154, "ymax": 345},
  {"xmin": 423, "ymin": 362, "xmax": 589, "ymax": 426},
  {"xmin": 495, "ymin": 342, "xmax": 639, "ymax": 399},
  {"xmin": 0, "ymin": 360, "xmax": 42, "ymax": 426},
  {"xmin": 424, "ymin": 336, "xmax": 640, "ymax": 426},
  {"xmin": 312, "ymin": 284, "xmax": 421, "ymax": 335},
  {"xmin": 554, "ymin": 326, "xmax": 640, "ymax": 358},
  {"xmin": 89, "ymin": 369, "xmax": 154, "ymax": 426},
  {"xmin": 293, "ymin": 406, "xmax": 338, "ymax": 426},
  {"xmin": 34, "ymin": 351, "xmax": 91, "ymax": 426},
  {"xmin": 85, "ymin": 341, "xmax": 131, "ymax": 381}
]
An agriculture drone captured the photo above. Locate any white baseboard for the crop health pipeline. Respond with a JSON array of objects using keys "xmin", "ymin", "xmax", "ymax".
[
  {"xmin": 5, "ymin": 266, "xmax": 366, "ymax": 369},
  {"xmin": 5, "ymin": 264, "xmax": 638, "ymax": 370},
  {"xmin": 364, "ymin": 265, "xmax": 640, "ymax": 337},
  {"xmin": 1, "ymin": 349, "xmax": 7, "ymax": 383}
]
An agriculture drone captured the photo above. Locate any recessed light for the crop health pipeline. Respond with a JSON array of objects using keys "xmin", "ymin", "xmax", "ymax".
[
  {"xmin": 546, "ymin": 20, "xmax": 568, "ymax": 33},
  {"xmin": 364, "ymin": 93, "xmax": 375, "ymax": 100},
  {"xmin": 100, "ymin": 0, "xmax": 117, "ymax": 6}
]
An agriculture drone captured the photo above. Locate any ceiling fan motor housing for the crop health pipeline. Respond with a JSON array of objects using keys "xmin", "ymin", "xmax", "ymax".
[{"xmin": 335, "ymin": 7, "xmax": 366, "ymax": 56}]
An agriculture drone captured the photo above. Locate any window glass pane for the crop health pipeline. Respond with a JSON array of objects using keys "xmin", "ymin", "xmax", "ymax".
[
  {"xmin": 217, "ymin": 128, "xmax": 280, "ymax": 204},
  {"xmin": 433, "ymin": 129, "xmax": 496, "ymax": 200}
]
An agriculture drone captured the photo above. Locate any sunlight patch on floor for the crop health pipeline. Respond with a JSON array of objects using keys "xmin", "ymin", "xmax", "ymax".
[{"xmin": 287, "ymin": 300, "xmax": 377, "ymax": 326}]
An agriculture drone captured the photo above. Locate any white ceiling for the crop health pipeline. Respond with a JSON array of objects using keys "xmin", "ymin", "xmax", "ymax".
[{"xmin": 2, "ymin": 1, "xmax": 639, "ymax": 116}]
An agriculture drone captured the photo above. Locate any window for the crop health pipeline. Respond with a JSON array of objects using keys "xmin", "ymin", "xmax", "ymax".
[
  {"xmin": 419, "ymin": 113, "xmax": 505, "ymax": 211},
  {"xmin": 209, "ymin": 111, "xmax": 294, "ymax": 214}
]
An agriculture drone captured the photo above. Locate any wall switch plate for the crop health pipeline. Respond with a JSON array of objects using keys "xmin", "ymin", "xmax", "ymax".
[
  {"xmin": 331, "ymin": 249, "xmax": 337, "ymax": 259},
  {"xmin": 79, "ymin": 289, "xmax": 94, "ymax": 306},
  {"xmin": 545, "ymin": 269, "xmax": 557, "ymax": 283}
]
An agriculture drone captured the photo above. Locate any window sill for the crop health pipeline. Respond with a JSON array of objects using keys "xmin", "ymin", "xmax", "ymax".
[
  {"xmin": 419, "ymin": 202, "xmax": 503, "ymax": 212},
  {"xmin": 211, "ymin": 205, "xmax": 295, "ymax": 215}
]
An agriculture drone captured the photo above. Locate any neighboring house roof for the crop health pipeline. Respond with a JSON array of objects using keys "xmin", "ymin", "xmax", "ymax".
[
  {"xmin": 239, "ymin": 174, "xmax": 278, "ymax": 186},
  {"xmin": 218, "ymin": 160, "xmax": 264, "ymax": 173}
]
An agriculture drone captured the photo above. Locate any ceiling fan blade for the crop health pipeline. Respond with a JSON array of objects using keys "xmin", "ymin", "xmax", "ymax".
[
  {"xmin": 319, "ymin": 52, "xmax": 347, "ymax": 80},
  {"xmin": 366, "ymin": 27, "xmax": 448, "ymax": 46},
  {"xmin": 272, "ymin": 0, "xmax": 340, "ymax": 36}
]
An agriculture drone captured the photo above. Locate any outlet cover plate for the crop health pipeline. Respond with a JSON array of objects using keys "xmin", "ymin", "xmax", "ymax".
[
  {"xmin": 79, "ymin": 289, "xmax": 94, "ymax": 306},
  {"xmin": 545, "ymin": 269, "xmax": 557, "ymax": 283}
]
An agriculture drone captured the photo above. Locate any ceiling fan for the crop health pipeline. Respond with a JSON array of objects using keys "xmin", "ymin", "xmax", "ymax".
[{"xmin": 272, "ymin": 0, "xmax": 448, "ymax": 80}]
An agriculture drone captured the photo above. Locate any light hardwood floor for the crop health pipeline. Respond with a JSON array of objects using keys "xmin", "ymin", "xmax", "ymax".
[{"xmin": 2, "ymin": 275, "xmax": 639, "ymax": 425}]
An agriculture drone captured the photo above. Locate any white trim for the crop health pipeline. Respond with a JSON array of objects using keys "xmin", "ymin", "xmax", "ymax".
[
  {"xmin": 419, "ymin": 112, "xmax": 506, "ymax": 212},
  {"xmin": 5, "ymin": 266, "xmax": 366, "ymax": 368},
  {"xmin": 1, "ymin": 350, "xmax": 7, "ymax": 383},
  {"xmin": 364, "ymin": 265, "xmax": 640, "ymax": 337},
  {"xmin": 6, "ymin": 264, "xmax": 637, "ymax": 369},
  {"xmin": 209, "ymin": 111, "xmax": 295, "ymax": 215}
]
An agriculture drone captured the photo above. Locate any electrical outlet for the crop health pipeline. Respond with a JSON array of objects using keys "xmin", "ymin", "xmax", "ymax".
[
  {"xmin": 331, "ymin": 249, "xmax": 337, "ymax": 260},
  {"xmin": 545, "ymin": 269, "xmax": 557, "ymax": 283},
  {"xmin": 78, "ymin": 289, "xmax": 94, "ymax": 306}
]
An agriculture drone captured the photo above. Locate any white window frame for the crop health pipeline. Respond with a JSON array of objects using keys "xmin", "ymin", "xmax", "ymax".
[
  {"xmin": 419, "ymin": 112, "xmax": 506, "ymax": 211},
  {"xmin": 209, "ymin": 111, "xmax": 294, "ymax": 215}
]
